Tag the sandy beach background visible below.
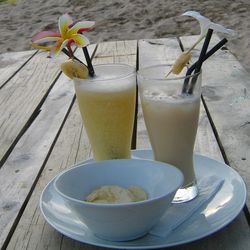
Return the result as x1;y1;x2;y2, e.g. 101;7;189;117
0;0;250;72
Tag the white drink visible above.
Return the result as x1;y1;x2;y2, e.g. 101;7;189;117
138;64;202;202
141;90;200;187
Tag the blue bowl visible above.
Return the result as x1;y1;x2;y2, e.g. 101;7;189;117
53;159;183;241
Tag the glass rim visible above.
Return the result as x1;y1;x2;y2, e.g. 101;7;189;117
137;64;202;81
73;63;136;82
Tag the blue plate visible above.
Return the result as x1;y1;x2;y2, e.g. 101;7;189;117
40;150;246;249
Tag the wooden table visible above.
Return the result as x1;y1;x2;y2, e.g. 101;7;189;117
0;35;250;250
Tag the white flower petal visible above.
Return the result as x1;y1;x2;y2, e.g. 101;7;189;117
182;11;236;37
182;11;210;23
209;22;236;36
182;11;211;45
169;11;236;76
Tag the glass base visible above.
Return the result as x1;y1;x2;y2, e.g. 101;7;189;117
172;181;198;203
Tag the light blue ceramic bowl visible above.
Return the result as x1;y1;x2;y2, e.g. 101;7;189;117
53;159;183;241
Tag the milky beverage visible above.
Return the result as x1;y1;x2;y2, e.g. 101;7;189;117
141;88;200;186
74;75;136;160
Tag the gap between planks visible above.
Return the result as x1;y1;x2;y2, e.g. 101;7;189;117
0;50;38;90
0;44;98;249
5;40;138;250
0;72;62;169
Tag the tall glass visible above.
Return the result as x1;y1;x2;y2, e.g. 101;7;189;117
74;64;136;160
137;65;202;203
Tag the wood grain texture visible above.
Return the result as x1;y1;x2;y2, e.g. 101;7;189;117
6;103;90;250
93;40;137;66
0;50;68;167
0;50;36;88
138;38;182;68
0;73;75;249
6;40;137;250
3;38;250;250
0;46;96;249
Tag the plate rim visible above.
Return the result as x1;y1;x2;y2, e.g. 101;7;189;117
40;150;247;249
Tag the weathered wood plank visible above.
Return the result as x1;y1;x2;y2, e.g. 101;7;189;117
94;40;137;58
5;103;88;250
93;40;137;65
0;45;97;249
0;74;75;249
6;40;137;249
180;34;250;208
6;37;250;250
138;38;182;68
137;37;250;250
0;50;69;167
0;50;36;88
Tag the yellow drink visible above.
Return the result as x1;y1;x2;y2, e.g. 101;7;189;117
74;64;136;160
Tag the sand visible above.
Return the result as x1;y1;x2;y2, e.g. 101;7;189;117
0;0;250;72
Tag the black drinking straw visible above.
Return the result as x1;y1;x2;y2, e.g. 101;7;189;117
62;48;85;65
187;29;214;94
188;38;228;75
82;47;95;77
182;37;228;94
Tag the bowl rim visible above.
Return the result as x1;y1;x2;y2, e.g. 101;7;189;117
53;159;184;207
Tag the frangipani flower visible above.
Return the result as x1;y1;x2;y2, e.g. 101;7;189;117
168;11;236;76
31;14;95;57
